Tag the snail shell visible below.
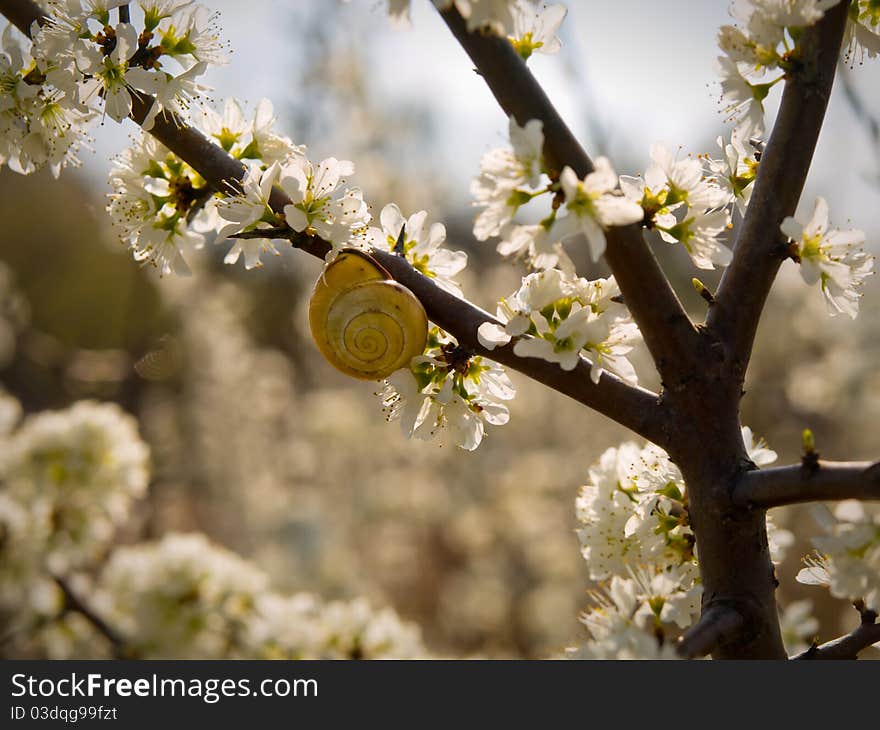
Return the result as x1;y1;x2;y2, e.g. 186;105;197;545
309;250;428;380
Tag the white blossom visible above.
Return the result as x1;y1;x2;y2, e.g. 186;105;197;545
366;203;467;296
157;4;230;66
622;143;734;268
95;532;270;658
551;159;643;261
707;129;760;216
107;133;209;275
742;425;777;466
660;207;733;270
141;61;210;130
471;117;546;240
216;162;283;269
715;1;840;140
251;591;424;659
380;328;515;451
2;401;149;572
781;196;873;318
317;597;425;659
798;501;880;613
457;0;518;35
478;268;641;383
279;156;370;256
576;442;694;581
508;2;567;60
567;571;696;660
77;23;164;122
779;599;819;654
496;222;568;271
0;25;91;177
716;55;771;142
29;0;227;130
842;1;880;63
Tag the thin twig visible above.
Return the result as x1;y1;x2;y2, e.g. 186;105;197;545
795;611;880;660
733;460;880;508
227;226;293;240
52;574;127;658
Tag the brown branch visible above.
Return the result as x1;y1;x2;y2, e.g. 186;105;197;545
733;460;880;508
795;612;880;660
706;1;851;382
438;7;699;387
372;248;670;445
677;603;747;659
0;0;670;446
0;0;41;33
53;574;128;659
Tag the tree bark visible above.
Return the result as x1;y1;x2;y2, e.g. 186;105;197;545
666;380;786;659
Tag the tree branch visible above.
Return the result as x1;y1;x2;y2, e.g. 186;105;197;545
0;0;671;446
795;610;880;660
0;0;40;33
677;603;747;659
438;7;699;387
53;574;127;659
733;460;880;508
706;1;851;381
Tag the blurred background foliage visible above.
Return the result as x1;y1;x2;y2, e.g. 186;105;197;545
1;0;879;658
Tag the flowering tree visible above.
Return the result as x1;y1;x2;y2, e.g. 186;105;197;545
0;0;879;660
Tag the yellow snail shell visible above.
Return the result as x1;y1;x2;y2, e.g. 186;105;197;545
309;250;428;380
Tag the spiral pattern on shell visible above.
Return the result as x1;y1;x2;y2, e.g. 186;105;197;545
309;251;428;380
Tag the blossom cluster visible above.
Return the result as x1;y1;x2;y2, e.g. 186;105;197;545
106;98;304;274
93;532;425;659
797;500;880;614
622;143;736;270
0;394;149;631
216;155;371;266
0;389;425;659
365;203;468;296
1;0;230;177
478;268;640;384
470;118;741;290
716;1;880;137
379;327;515;451
710;1;878;316
717;0;834;140
1;398;149;577
472;117;643;271
0;23;92;176
567;427;792;659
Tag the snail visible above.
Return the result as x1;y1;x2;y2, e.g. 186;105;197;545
309;249;428;380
